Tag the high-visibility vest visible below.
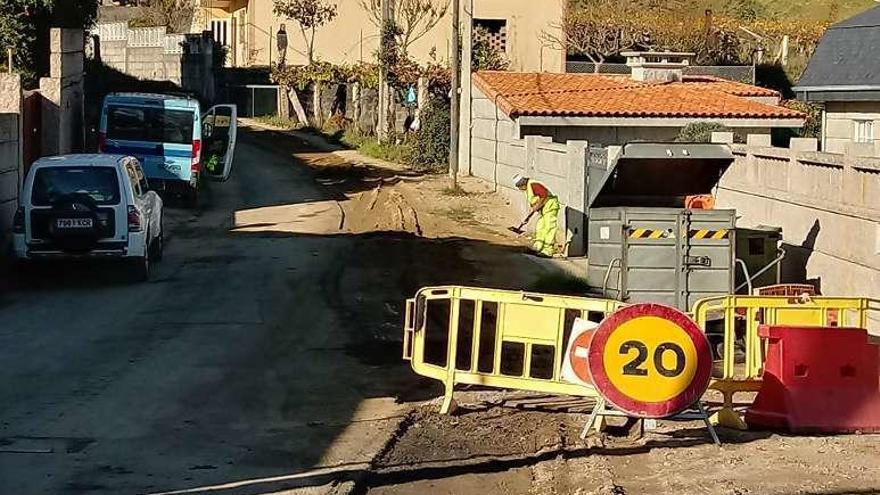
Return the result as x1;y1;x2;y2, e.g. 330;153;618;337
526;180;557;208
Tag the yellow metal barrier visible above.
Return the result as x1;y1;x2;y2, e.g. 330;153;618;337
691;295;880;429
404;286;626;413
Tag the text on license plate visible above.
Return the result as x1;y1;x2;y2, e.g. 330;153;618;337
56;218;93;229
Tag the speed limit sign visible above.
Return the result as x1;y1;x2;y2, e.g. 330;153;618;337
588;303;712;418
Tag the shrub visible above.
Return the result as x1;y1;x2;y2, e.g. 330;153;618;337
783;100;821;139
676;122;728;143
409;97;450;173
770;99;822;147
254;114;301;129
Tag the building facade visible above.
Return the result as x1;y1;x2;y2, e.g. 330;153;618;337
795;6;880;156
194;0;565;72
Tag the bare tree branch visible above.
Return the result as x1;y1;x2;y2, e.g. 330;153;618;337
359;0;449;53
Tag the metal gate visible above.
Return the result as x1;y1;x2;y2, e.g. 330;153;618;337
22;91;42;177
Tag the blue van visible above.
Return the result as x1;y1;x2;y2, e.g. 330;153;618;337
99;93;237;203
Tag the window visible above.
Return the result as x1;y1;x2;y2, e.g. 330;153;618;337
474;18;508;53
106;105;195;145
854;119;874;143
211;20;229;47
32;167;120;206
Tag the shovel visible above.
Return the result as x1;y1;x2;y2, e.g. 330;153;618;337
508;212;534;235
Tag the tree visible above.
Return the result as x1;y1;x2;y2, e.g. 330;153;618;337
0;0;99;85
273;0;339;65
676;122;727;143
130;0;196;33
360;0;449;54
542;0;651;70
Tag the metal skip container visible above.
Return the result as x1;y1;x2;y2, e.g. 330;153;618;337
586;143;737;311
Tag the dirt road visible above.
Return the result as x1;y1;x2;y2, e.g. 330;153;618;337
0;125;551;494
2;125;878;495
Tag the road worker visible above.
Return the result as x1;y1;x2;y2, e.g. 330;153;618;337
513;174;559;257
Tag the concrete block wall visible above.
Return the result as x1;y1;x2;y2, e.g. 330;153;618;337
93;23;212;99
0;74;23;250
469;86;589;255
717;139;880;330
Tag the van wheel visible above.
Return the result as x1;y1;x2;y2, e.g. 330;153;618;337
186;187;199;209
129;254;150;282
12;260;32;285
149;220;164;262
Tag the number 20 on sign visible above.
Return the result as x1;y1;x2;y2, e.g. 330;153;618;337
588;304;713;418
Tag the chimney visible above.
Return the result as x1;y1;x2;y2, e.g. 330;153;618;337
622;51;694;83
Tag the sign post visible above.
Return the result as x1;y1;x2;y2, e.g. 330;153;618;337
582;303;718;444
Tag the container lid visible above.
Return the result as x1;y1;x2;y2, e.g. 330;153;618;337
588;143;735;209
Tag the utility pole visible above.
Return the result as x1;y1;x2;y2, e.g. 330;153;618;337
449;0;461;184
378;0;392;141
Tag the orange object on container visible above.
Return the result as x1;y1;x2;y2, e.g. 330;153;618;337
755;284;817;297
685;194;715;210
746;325;880;433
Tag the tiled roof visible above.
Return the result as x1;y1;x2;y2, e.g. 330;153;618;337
678;75;780;97
797;6;880;89
474;71;803;120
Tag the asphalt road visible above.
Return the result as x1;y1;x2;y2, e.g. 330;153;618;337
0;128;413;495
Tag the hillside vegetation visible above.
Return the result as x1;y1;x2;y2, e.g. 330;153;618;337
571;0;876;22
716;0;875;22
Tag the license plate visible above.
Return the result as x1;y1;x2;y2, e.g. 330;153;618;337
56;218;93;229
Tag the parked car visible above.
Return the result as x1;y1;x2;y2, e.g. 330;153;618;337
12;154;164;281
98;93;237;205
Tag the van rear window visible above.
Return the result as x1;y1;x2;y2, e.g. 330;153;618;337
106;105;195;145
32;167;120;206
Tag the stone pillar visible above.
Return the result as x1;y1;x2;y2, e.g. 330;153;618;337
40;28;85;155
0;73;23;247
352;82;361;130
525;135;551;178
312;82;324;128
711;132;734;144
790;138;818;152
746;134;772;147
278;86;290;119
415;77;428;120
564;140;589;257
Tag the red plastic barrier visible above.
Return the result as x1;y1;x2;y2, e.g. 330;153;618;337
746;325;880;433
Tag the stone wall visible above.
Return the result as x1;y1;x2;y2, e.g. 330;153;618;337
0;74;23;251
715;137;880;328
276;82;414;135
40;29;85;156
